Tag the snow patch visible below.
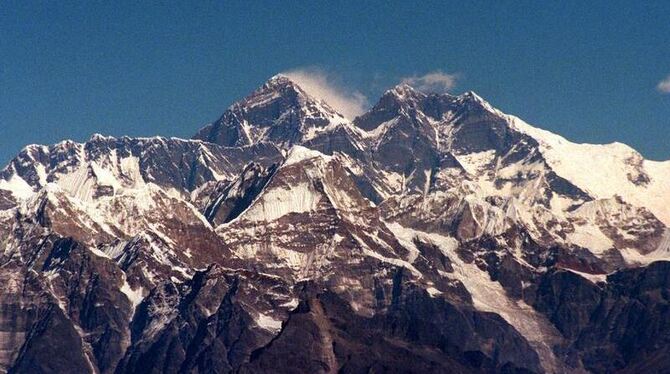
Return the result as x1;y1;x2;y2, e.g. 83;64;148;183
0;175;34;199
88;247;111;259
243;181;320;222
386;222;565;373
284;145;332;166
563;269;608;284
426;287;442;297
279;298;299;310
454;150;496;175
255;312;283;333
120;277;144;318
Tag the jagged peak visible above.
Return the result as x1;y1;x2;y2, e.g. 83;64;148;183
88;133;115;142
196;74;352;147
356;83;427;120
256;73;329;104
384;85;490;108
53;138;80;149
384;83;426;101
268;73;289;81
457;91;493;107
9;135;204;160
264;74;344;113
454;90;503;116
262;73;301;91
237;74;344;118
460;90;485;102
225;75;309;114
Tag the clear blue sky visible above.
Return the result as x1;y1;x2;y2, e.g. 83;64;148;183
2;1;669;163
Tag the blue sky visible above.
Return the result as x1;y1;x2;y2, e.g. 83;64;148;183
1;1;669;163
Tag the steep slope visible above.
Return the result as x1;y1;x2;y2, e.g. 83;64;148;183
534;262;670;372
193;75;366;155
0;74;669;373
0;135;282;206
218;146;422;284
510;116;670;225
185;145;548;372
355;84;667;273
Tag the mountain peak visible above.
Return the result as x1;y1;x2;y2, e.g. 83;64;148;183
249;74;342;112
459;90;485;103
455;90;500;115
4;69;670;374
268;73;289;81
249;74;308;103
89;133;115;142
193;74;348;148
386;83;425;101
263;74;301;91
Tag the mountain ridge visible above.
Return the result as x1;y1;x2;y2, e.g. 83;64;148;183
1;75;669;373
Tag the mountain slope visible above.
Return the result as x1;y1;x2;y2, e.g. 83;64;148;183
193;75;364;153
0;74;669;373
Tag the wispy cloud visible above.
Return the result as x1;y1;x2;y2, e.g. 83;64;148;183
400;70;458;93
657;75;670;94
281;67;369;119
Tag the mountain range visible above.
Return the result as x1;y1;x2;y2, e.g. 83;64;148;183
1;74;669;373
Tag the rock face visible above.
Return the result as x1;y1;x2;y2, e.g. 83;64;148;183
534;262;670;372
1;75;670;373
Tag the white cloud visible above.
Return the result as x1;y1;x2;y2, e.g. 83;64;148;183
657;75;670;94
281;68;369;119
400;70;458;93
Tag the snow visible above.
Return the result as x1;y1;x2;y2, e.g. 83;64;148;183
35;163;47;185
621;229;670;265
239;120;254;144
426;287;442;297
301;118;358;142
383;222;421;262
386;222;565;373
104;241;128;259
564;269;608;284
653;228;670;258
255;312;283;333
0;174;34;199
47;143;143;203
243;181;320;222
332;233;345;243
88;247;111;259
321;178;367;219
1;81;669;373
352;232;422;278
508;115;670;225
566;222;614;254
284;145;332;166
453;150;496;175
279;298;299;310
0;135;227;211
118;156;145;187
91;163;122;189
233;148;351;223
247;91;281;109
360;118;398;139
56;162;97;202
120;277;144;319
422;169;431;196
619;247;655;266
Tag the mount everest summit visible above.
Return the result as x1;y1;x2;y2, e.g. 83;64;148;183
1;74;669;373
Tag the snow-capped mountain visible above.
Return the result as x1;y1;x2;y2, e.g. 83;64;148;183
1;75;669;373
193;75;363;151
